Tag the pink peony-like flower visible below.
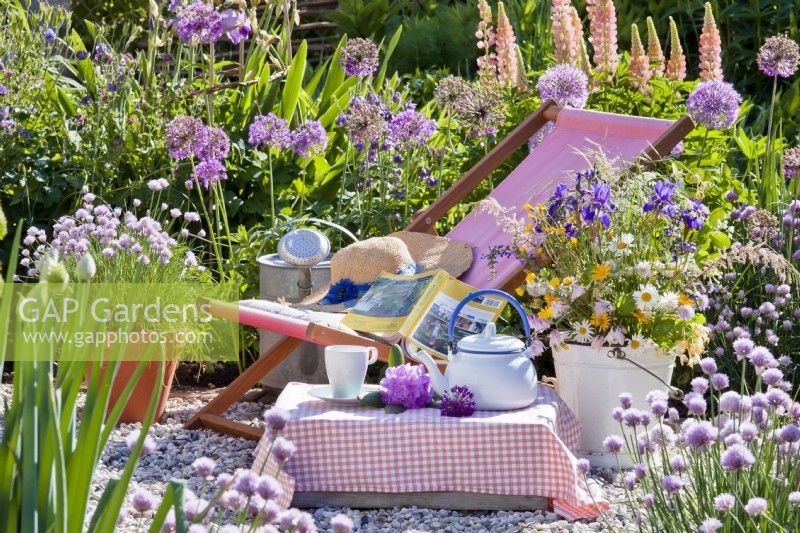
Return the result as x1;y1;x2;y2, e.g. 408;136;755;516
645;17;665;77
495;2;519;89
665;16;686;81
628;23;651;94
380;363;433;409
698;2;723;81
586;0;618;77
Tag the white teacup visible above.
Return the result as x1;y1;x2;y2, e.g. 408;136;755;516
325;345;378;398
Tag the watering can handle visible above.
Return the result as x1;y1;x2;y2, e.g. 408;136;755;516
447;289;532;354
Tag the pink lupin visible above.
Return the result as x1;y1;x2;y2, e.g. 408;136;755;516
698;2;723;81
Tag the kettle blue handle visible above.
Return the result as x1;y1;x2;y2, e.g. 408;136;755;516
447;289;532;354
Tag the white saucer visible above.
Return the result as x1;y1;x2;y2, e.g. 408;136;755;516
308;385;379;405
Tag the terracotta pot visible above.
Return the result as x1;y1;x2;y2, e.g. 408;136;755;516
86;360;178;423
85;333;184;424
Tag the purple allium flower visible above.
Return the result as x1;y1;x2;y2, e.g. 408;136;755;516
603;435;624;453
272;437;297;463
125;429;157;456
720;443;755;471
744;497;767;517
291;120;328;158
684;421;717;450
248;113;292;150
439;385;477;417
380;363;433;409
686;397;707;416
686;80;742;130
535;64;589;108
576;458;590;474
691;377;709;394
263;407;290;432
260;499;281;523
710;373;729;390
296;512;316;533
220;489;245;511
174;1;223;45
193;159;227;189
183;497;210;521
44;28;56;43
234;469;259;496
762;368;784;386
669;455;686;472
215;472;234;488
642;494;654;508
131;488;157;513
165;115;206;160
618;393;633;409
650;399;668;417
339;38;379;78
699;357;718;376
660;475;684;494
732;338;755;359
699;518;723;533
338;96;388;144
387;109;437;151
433;75;471;113
331;513;354;533
278;509;302;530
757;35;800;78
714;493;736;511
192;457;216;478
195;126;229;160
779;424;800;443
624;472;636;490
623;409;644;427
784;146;800;180
256;475;282;500
719;391;741;413
766;388;790;408
220;9;251;44
612;407;624;422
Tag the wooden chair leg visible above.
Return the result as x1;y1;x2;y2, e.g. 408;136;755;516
184;335;303;432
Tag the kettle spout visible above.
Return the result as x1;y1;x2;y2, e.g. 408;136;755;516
410;348;449;397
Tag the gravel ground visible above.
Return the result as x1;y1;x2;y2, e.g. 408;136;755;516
0;384;636;532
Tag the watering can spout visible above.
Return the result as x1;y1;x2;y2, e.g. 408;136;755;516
411;348;450;397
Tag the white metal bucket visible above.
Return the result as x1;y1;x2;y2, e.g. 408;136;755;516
553;343;676;468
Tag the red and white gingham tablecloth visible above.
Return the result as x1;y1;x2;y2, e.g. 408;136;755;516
252;382;607;520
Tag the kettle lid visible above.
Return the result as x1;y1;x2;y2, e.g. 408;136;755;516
456;322;526;355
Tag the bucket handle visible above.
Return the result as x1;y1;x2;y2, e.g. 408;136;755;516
447;289;531;354
607;347;684;400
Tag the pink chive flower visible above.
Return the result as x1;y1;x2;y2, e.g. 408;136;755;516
586;0;619;77
628;23;652;94
645;17;665;77
698;2;723;81
495;2;519;89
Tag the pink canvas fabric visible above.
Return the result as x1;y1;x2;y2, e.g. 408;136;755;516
451;108;675;289
252;382;608;521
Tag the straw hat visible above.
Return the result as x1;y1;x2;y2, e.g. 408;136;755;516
307;231;473;308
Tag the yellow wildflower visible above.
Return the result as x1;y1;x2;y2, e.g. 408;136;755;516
525;272;537;283
633;309;653;323
592;263;611;281
544;294;559;304
570;237;578;246
519;245;527;254
678;293;693;306
562;277;574;286
515;286;525;296
590;313;611;331
538;306;553;319
549;277;561;288
523;202;533;211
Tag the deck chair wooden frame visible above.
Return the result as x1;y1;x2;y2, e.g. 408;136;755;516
185;100;694;440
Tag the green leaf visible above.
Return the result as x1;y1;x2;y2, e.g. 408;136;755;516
358;391;384;408
320;36;348;109
388;344;404;367
281;41;308;123
709;231;731;250
374;26;402;90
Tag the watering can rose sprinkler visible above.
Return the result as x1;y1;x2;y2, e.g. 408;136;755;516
413;290;538;411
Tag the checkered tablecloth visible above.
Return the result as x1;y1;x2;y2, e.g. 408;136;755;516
252;382;607;520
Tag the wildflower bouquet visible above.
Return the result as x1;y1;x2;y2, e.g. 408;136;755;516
485;163;711;364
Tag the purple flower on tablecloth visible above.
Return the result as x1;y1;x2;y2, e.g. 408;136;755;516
757;35;800;78
536;65;589;108
686;80;742;130
439;385;477;417
339;38;379;78
380;363;433;409
263;407;290;432
272;437;297;463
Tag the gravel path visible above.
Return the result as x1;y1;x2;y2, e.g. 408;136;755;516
1;384;636;532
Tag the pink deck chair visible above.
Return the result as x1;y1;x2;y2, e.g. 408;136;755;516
185;101;694;439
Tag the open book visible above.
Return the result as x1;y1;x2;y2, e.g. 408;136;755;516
341;270;506;359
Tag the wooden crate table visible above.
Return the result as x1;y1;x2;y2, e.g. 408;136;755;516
253;382;608;520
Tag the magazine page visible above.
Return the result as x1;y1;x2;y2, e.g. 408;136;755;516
340;271;447;333
403;278;506;359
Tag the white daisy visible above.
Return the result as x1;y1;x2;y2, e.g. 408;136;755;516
634;284;659;310
629;334;648;351
610;233;634;255
656;291;680;312
634;261;652;279
572;320;594;344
